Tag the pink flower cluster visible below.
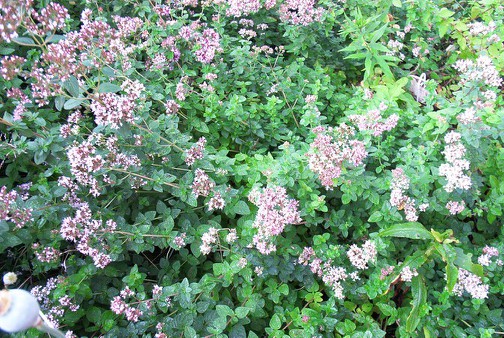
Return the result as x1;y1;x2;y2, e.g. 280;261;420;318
298;247;346;299
32;243;60;263
113;15;143;38
25;2;69;37
165;100;180;115
346;240;377;270
185;137;207;166
307;124;367;189
0;0;33;42
110;287;143;322
400;266;418;282
457;106;480;125
200;228;237;255
249;186;301;254
66;135;141;196
191;168;226;212
446;200;465;215
278;0;325;26
478;246;500;267
226;0;261;17
348;103;399;137
207;192;226;211
60;202;116;268
194;28;221;64
389;168;419;221
298;242;375;299
90;93;136;129
0;185;33;228
453;55;503;87
0;55;25;81
31;277;78;328
452;269;489;299
191;169;215;197
439;131;471;193
200;227;219;255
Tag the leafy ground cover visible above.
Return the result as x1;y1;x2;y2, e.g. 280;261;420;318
1;0;503;337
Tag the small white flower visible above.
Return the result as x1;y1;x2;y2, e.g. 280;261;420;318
3;272;17;286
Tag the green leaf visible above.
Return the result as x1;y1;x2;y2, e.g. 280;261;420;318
368;211;383;223
370;23;388;43
63;76;80;97
216;304;234;318
376;56;394;80
229;324;247;338
98;82;122;93
341;193;351;205
438;8;455;19
446;262;458;292
86;307;101;324
233;200;250;215
270;314;282;330
379;222;434;240
64;98;83;110
453;248;484;277
12;37;35;45
392;0;402;7
0;47;15;55
235;307;250;319
406;276;427;333
184;326;197;338
55;96;65;111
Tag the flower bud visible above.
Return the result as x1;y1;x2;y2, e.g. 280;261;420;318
0;289;41;333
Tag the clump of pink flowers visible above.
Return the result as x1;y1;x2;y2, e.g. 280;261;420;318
185;137;207;166
446;200;465;215
389;168;419;222
348;103;399;137
59;202;116;268
478;246;500;267
347;240;377;270
110;287;143;322
452;269;489;299
439;131;471;193
248;186;301;254
298;241;376;299
0;186;33;229
278;0;325;26
307;124;367;190
453;55;502;88
400;266;418;282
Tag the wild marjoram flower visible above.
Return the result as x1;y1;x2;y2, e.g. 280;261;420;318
348;102;399;137
438;131;471;193
298;241;377;299
248;186;302;255
307;124;367;190
389;168;419;222
0;289;66;337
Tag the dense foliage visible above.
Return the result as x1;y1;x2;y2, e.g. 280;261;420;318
1;0;503;337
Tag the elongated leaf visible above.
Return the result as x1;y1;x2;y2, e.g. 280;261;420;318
12;37;35;45
63;76;80;97
446;262;458;292
406;276;426;333
55;96;65;111
370;23;388;43
376;56;395;79
98;82;122;93
379;222;434;240
64;98;82;110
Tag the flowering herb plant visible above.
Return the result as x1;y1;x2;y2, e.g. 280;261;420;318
1;0;503;337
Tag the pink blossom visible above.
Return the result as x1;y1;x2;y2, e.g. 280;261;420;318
249;186;301;254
